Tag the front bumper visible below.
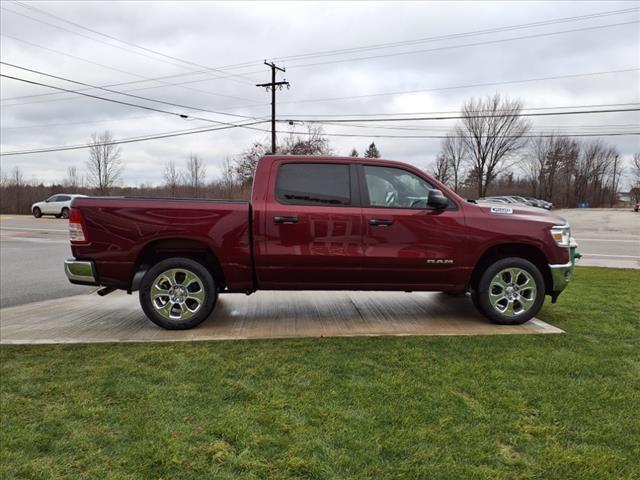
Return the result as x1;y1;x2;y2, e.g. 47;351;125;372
548;238;580;298
64;259;99;285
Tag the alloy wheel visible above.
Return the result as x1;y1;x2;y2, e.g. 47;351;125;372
151;268;206;321
488;267;537;317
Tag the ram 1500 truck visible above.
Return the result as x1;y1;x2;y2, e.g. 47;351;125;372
65;155;578;330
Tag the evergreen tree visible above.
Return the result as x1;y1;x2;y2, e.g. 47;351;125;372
364;142;380;158
349;148;359;157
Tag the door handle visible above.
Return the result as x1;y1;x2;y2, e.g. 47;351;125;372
368;218;394;226
273;215;299;224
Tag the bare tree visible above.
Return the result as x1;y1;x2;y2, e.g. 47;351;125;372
233;141;269;185
163;160;182;197
630;153;640;202
64;166;82;190
86;131;123;194
0;169;8;189
633;153;640;182
524;135;579;202
280;125;331;156
433;153;451;184
456;94;531;197
185;154;207;197
440;134;467;193
11;166;24;213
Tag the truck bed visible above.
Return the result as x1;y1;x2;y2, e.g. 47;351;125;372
71;197;253;291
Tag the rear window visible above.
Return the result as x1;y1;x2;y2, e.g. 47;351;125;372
275;163;351;206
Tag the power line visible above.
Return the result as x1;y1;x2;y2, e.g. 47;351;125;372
0;34;261;104
0;73;270;134
4;7;637;105
272;68;640;106
5;3;259;85
278;129;639;140
3;103;634;132
0;62;260;121
2;121;636;157
284;21;639;69
280;102;640;118
271;8;639;63
302;120;640;134
110;7;636;77
282;107;640;124
0;121;271;156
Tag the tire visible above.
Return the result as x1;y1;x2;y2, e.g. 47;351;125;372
139;257;217;330
61;207;69;219
33;207;42;218
474;257;545;325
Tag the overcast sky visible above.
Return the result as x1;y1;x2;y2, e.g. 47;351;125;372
1;0;638;187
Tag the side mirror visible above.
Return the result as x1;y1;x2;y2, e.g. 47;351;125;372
427;189;449;209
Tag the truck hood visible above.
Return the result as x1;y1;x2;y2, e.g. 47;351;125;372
475;202;568;226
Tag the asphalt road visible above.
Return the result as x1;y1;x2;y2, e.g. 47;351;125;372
555;208;640;269
0;215;94;308
0;209;638;309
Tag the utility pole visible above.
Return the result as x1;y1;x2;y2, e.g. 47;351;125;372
256;61;290;154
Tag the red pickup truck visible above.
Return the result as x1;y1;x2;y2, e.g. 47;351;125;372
65;155;578;330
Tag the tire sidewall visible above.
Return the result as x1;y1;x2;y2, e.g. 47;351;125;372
477;257;545;325
33;207;42;218
61;208;69;219
139;257;217;330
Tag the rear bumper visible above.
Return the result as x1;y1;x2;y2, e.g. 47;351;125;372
64;259;99;286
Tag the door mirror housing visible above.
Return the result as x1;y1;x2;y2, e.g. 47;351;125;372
427;189;448;209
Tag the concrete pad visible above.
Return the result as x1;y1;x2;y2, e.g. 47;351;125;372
0;291;563;344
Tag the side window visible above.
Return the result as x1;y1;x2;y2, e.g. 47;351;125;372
276;163;351;206
364;165;434;209
57;196;71;202
47;195;59;202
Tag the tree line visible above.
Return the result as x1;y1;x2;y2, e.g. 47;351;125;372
2;94;638;214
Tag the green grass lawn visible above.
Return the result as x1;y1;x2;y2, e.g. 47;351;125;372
1;267;639;480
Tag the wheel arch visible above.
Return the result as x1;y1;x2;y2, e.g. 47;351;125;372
469;243;552;294
131;237;226;291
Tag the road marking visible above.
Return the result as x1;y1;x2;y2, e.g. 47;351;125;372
581;253;640;259
578;238;639;243
0;226;67;233
0;236;68;244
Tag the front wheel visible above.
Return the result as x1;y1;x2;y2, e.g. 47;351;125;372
139;257;217;330
33;207;42;218
474;257;545;325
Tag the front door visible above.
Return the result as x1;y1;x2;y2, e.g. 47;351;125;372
257;161;364;289
42;195;60;214
359;164;467;290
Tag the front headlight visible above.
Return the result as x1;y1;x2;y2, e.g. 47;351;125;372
550;225;571;247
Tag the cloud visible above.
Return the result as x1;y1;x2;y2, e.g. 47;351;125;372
1;0;639;186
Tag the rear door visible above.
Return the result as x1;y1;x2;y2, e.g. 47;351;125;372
256;160;364;288
359;164;468;290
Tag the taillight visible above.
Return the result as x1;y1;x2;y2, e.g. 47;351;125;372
69;208;88;243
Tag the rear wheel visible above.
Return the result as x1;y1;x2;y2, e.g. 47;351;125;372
61;207;69;219
475;257;545;325
33;207;42;218
139;257;217;330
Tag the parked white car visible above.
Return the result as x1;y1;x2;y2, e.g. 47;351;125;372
31;194;86;219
